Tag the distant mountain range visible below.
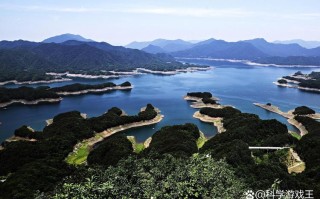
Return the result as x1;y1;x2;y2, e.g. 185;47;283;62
127;38;320;65
1;34;320;83
42;33;95;43
274;39;320;49
127;39;194;52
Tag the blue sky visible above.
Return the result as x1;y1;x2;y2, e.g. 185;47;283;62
0;0;319;45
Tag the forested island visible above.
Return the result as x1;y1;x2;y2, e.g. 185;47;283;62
0;81;132;107
276;71;320;92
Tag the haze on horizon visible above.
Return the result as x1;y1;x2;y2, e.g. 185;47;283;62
0;0;319;45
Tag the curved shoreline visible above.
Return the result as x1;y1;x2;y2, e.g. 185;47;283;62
48;66;213;80
0;66;213;86
66;107;164;165
56;86;133;95
0;78;72;86
176;57;320;68
0;86;132;108
183;95;228;109
274;82;320;93
253;103;320;136
193;111;226;133
0;98;62;108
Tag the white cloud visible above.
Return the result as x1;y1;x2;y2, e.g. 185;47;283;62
124;7;252;18
0;4;251;17
1;4;320;20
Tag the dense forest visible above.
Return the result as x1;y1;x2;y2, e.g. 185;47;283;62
0;81;131;105
1;99;319;198
293;106;316;115
0;40;197;82
199;106;320;196
186;92;212;98
0;86;60;103
0;104;158;198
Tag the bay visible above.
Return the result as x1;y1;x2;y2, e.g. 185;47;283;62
0;60;319;143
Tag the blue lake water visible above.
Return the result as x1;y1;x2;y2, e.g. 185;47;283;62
0;60;319;143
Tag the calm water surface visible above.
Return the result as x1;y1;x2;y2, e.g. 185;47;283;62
0;60;319;142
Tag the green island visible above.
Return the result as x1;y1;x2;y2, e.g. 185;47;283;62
276;71;320;92
184;92;224;109
0;81;132;108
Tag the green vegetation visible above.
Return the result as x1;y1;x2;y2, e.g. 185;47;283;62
279;71;320;90
196;131;208;149
146;123;200;158
2;101;320;198
87;135;133;167
199;106;301;191
201;97;217;104
127;136;145;153
277;79;287;84
294;116;320;196
0;41;194;82
14;125;36;139
0;81;131;106
41;155;247;199
88;103;157;132
293;106;315;115
66;142;90;165
0;86;59;103
187;91;212;98
200;107;241;118
120;81;131;87
289;131;302;140
0;104;158;198
50;82;116;92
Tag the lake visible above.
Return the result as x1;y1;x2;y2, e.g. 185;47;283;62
0;59;319;143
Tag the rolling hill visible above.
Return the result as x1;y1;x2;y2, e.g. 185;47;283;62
0;38;187;82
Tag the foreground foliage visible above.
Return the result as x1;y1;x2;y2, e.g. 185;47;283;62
38;155;248;199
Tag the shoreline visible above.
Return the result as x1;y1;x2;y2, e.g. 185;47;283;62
0;78;72;86
0;98;62;108
48;66;213;79
56;85;133;95
0;66;213;86
46;113;87;126
183;95;228;109
193;111;225;133
253;103;320;136
274;82;320;93
0;136;37;151
0;86;132;108
66;107;164;165
176;57;320;68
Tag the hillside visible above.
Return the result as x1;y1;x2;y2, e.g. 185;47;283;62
126;39;193;52
172;40;268;59
274;39;320;49
0;40;186;82
142;44;167;54
42;33;94;43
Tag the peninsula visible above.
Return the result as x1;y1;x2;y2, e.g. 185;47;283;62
254;103;320;136
275;71;320;93
0;81;132;108
184;92;232;133
66;104;163;165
